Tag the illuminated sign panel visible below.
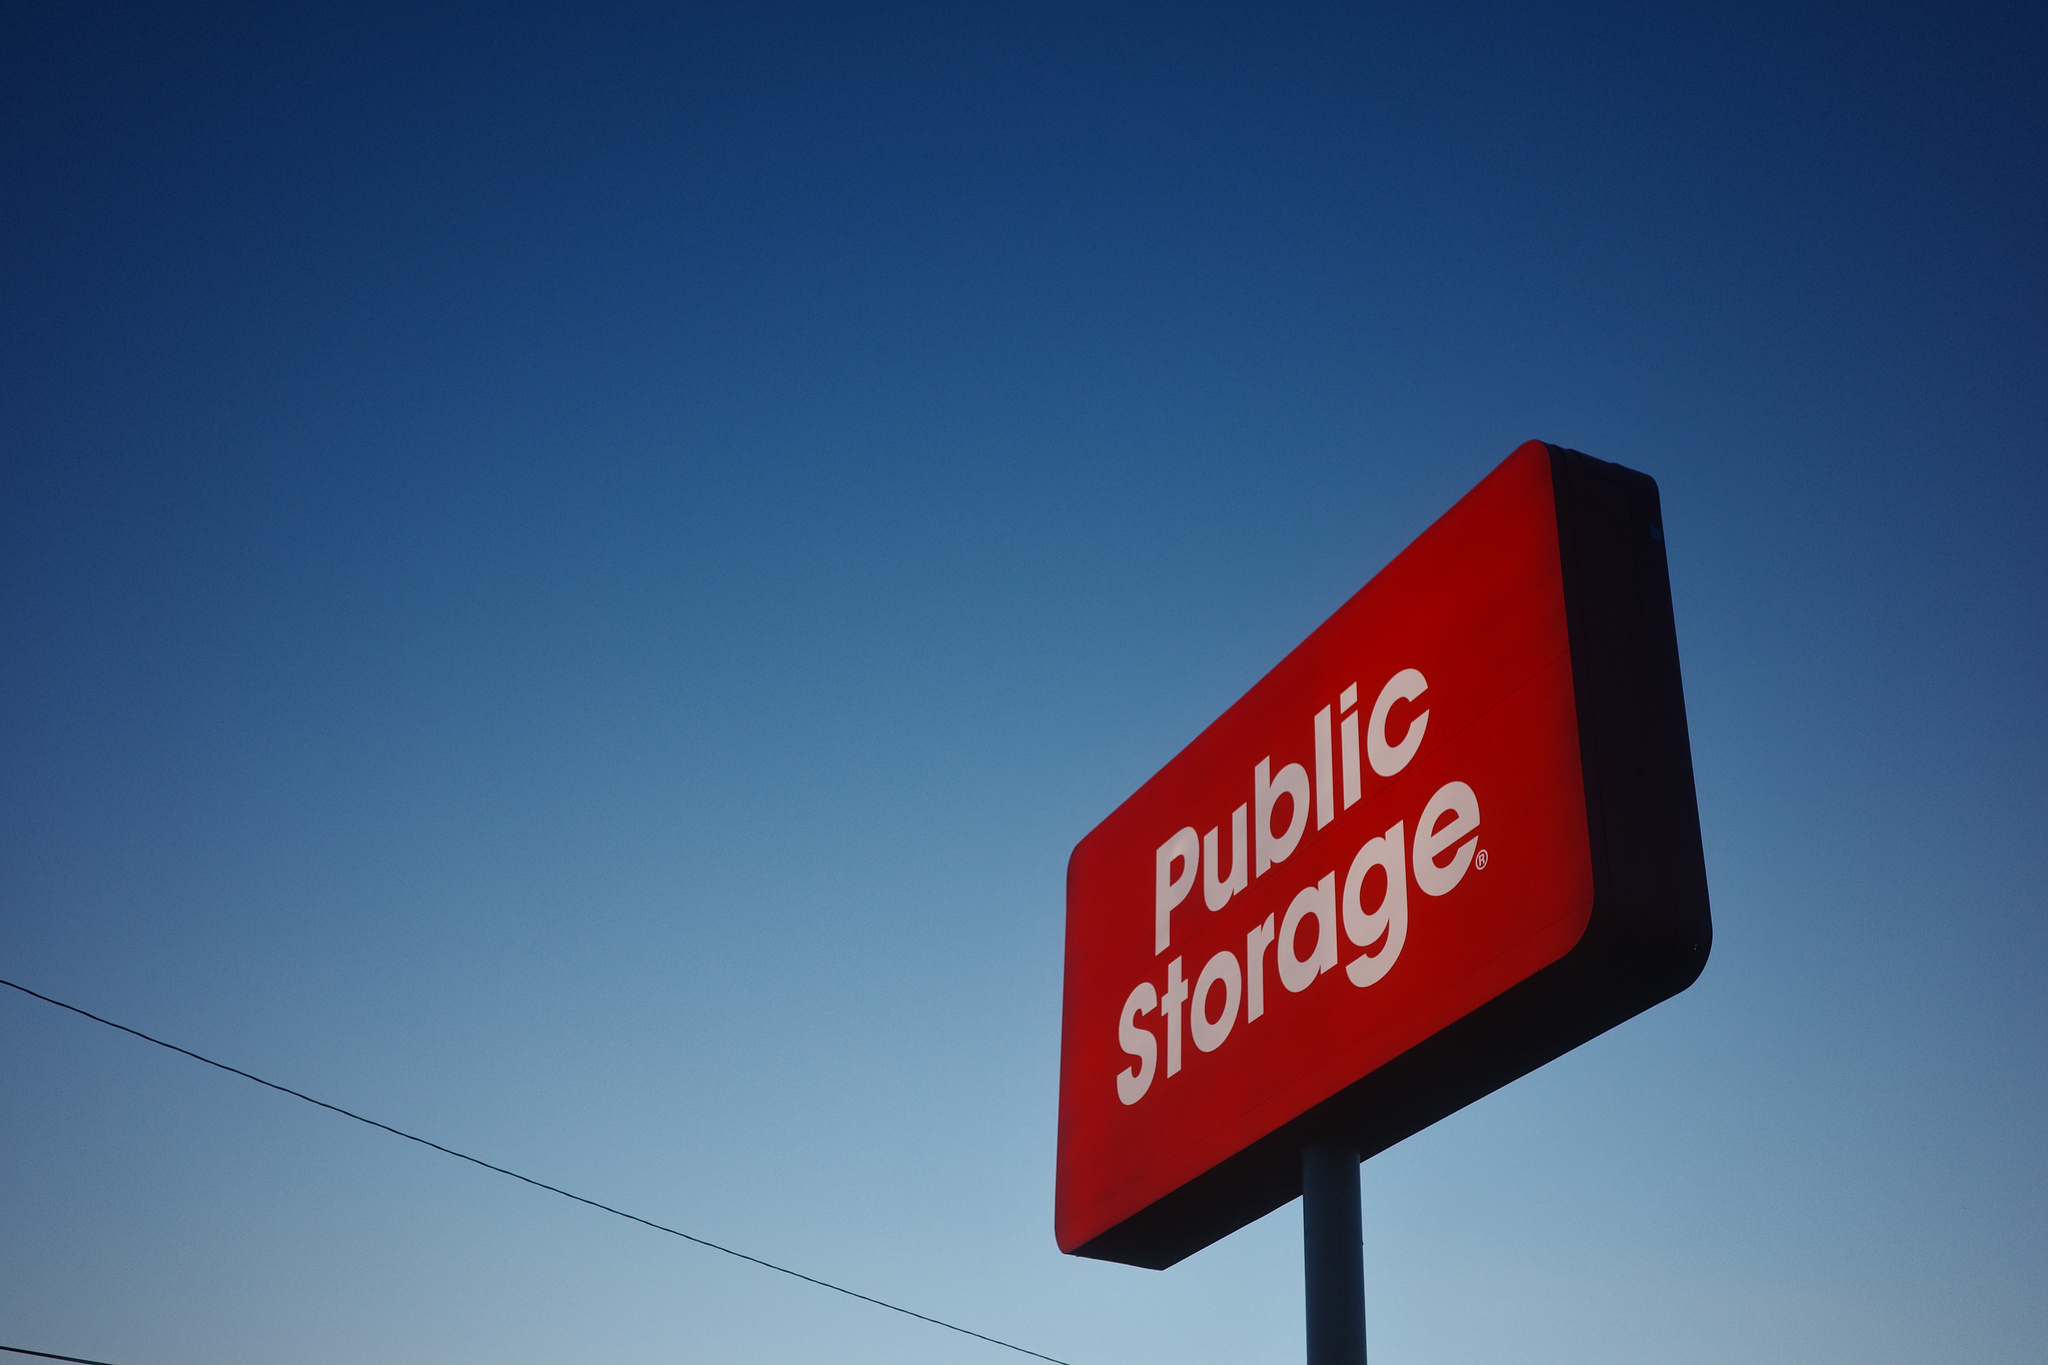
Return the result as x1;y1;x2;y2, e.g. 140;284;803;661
1055;442;1711;1269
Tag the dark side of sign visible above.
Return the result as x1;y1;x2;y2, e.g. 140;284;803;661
1054;442;1711;1270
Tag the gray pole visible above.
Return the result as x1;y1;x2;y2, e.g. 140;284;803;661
1302;1142;1366;1365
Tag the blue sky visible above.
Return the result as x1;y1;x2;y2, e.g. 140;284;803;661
2;4;2042;1363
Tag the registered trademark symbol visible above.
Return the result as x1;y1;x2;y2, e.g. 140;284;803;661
1474;848;1489;870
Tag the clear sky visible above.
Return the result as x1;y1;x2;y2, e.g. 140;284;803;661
2;4;2042;1363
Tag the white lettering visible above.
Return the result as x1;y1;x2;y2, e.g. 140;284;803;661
1368;668;1430;777
1116;983;1158;1105
1163;956;1189;1076
1314;706;1335;830
1115;676;1487;1100
1413;780;1480;896
1343;821;1408;988
1245;914;1275;1020
1189;950;1242;1053
1278;872;1338;992
1339;684;1361;809
1156;827;1199;952
1255;757;1310;876
1202;805;1249;911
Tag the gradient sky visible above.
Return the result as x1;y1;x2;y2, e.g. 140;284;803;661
3;4;2043;1364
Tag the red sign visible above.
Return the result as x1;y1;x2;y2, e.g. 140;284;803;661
1055;442;1711;1268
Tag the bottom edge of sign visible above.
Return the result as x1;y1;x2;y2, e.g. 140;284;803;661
1063;919;1708;1270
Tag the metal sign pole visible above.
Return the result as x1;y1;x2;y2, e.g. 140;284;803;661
1302;1142;1366;1365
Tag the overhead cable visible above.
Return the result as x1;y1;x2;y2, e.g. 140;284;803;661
0;977;1074;1365
3;1346;124;1365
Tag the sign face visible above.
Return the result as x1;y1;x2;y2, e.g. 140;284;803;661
1055;442;1711;1269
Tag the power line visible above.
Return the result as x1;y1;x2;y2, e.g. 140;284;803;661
3;1346;123;1365
1;977;1075;1365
